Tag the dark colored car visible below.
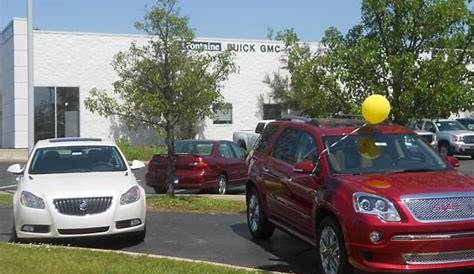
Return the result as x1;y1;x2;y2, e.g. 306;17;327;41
146;140;247;194
457;118;474;131
246;117;472;274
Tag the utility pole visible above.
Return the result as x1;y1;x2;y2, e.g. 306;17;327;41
27;0;34;152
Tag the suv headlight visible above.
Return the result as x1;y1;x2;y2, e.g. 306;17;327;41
353;192;401;222
120;186;141;205
452;135;463;142
20;191;45;209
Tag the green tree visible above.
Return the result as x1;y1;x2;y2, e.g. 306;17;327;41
264;29;356;118
269;0;473;123
85;0;236;196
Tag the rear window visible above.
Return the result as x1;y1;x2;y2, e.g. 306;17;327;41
175;141;213;156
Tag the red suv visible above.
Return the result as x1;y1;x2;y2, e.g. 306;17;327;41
246;118;474;274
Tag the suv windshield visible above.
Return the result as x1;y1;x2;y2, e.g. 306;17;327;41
324;134;448;175
29;145;127;174
436;121;466;131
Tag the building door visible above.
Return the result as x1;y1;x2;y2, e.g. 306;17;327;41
34;87;79;142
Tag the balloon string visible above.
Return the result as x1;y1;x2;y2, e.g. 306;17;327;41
312;123;367;173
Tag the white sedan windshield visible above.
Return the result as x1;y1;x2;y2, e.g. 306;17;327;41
29;146;127;174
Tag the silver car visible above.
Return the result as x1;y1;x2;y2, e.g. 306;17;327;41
420;119;474;158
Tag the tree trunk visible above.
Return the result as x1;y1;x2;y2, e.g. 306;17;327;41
165;122;176;197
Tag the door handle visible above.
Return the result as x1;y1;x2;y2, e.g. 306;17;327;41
280;177;293;184
262;167;270;172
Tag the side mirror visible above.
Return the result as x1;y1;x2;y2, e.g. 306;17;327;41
130;160;146;170
445;156;460;168
7;164;24;175
293;160;315;174
255;122;266;134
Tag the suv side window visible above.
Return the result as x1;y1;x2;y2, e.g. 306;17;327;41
255;124;279;153
219;143;236;159
295;130;318;163
271;128;301;165
423;122;436;133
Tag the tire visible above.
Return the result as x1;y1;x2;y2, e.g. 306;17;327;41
153;186;166;194
246;186;274;239
10;225;19;243
439;143;453;157
216;174;227;195
127;227;146;244
316;217;353;274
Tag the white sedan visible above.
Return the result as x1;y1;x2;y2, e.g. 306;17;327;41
7;137;146;242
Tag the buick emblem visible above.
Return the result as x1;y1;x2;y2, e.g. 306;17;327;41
79;200;88;212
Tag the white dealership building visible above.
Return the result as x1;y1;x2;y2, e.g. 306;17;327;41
0;18;319;148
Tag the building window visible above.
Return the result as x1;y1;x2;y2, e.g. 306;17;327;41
213;103;232;124
34;87;80;142
263;104;282;120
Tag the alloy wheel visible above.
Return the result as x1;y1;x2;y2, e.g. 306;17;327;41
248;194;260;232
319;226;341;274
218;175;227;195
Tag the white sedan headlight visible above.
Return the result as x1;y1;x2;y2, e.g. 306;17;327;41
120;186;141;205
353;192;401;222
20;191;45;209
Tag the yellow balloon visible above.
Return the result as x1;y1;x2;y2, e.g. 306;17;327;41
357;137;381;160
362;94;391;124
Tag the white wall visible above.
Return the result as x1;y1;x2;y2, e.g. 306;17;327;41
33;28;319;144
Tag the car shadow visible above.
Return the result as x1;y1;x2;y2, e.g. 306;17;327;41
8;231;144;250
230;222;316;274
230;222;473;274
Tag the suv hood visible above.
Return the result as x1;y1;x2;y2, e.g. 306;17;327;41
22;172;136;199
337;170;474;200
441;130;474;136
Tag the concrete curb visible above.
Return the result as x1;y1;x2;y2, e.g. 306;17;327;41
146;193;245;202
7;243;283;273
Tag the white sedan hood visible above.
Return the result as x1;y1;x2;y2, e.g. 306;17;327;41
21;172;137;199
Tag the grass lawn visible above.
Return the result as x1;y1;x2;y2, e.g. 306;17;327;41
147;195;246;214
0;193;12;207
0;243;260;274
0;193;246;215
117;139;166;161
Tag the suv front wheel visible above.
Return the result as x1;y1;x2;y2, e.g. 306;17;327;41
316;217;353;274
246;186;274;239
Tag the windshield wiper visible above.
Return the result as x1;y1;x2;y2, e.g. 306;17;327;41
386;168;437;174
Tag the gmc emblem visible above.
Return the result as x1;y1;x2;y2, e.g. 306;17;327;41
432;202;461;213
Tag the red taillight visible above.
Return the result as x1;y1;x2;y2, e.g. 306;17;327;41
189;156;208;169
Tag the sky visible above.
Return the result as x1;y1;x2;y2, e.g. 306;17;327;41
0;0;362;41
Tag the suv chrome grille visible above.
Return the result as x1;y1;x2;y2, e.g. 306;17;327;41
403;249;474;265
53;197;112;216
402;193;474;223
464;135;474;144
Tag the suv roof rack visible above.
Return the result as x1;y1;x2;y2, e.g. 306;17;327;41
48;137;102;143
277;116;364;128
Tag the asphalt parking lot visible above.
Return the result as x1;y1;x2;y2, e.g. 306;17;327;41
0;207;471;274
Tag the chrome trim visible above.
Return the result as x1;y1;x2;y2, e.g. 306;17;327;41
392;231;474;241
401;192;474;201
403;249;474;265
401;192;474;223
